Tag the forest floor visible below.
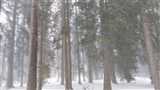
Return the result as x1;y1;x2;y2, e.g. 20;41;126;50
1;77;154;90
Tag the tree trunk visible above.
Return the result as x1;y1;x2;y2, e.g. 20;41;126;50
26;0;38;89
0;0;1;14
60;0;65;85
82;47;86;81
6;1;17;88
100;0;112;90
60;48;64;85
20;33;25;87
66;0;72;89
57;50;60;82
88;57;93;83
61;0;70;90
141;5;160;90
75;4;81;84
37;19;45;90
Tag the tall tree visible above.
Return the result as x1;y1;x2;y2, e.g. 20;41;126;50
140;1;160;89
6;0;17;88
62;0;69;89
26;0;38;89
100;0;111;89
20;30;25;87
0;0;1;14
75;2;81;84
66;0;72;88
81;46;86;81
37;2;45;90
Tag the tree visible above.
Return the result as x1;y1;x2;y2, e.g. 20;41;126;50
75;2;81;84
26;0;38;89
0;0;1;14
66;0;72;88
140;1;160;89
37;2;45;90
20;28;25;87
100;0;111;89
6;0;17;88
61;0;71;89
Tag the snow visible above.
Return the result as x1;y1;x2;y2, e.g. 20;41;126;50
1;77;154;90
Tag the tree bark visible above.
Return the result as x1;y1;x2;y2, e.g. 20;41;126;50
60;49;64;85
0;0;1;14
75;3;81;84
6;0;17;88
20;32;25;87
88;57;93;83
141;5;160;90
66;0;72;89
37;19;45;90
26;0;38;89
82;47;86;81
100;0;112;89
60;0;65;85
61;1;70;90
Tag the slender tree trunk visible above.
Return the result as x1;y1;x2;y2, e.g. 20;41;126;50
88;57;93;83
60;48;64;85
82;47;86;81
66;0;72;89
37;20;45;90
20;33;25;87
6;1;17;88
26;0;38;89
60;0;65;85
61;1;70;90
141;5;160;90
57;50;60;82
75;4;81;84
0;0;1;14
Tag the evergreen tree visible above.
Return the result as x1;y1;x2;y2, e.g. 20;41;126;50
6;0;17;88
27;0;38;89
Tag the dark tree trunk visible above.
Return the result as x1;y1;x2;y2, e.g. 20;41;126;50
66;0;72;88
6;1;17;88
63;0;70;89
141;5;160;90
26;0;38;89
100;0;112;90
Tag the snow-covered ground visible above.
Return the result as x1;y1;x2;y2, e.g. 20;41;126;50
1;77;154;90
